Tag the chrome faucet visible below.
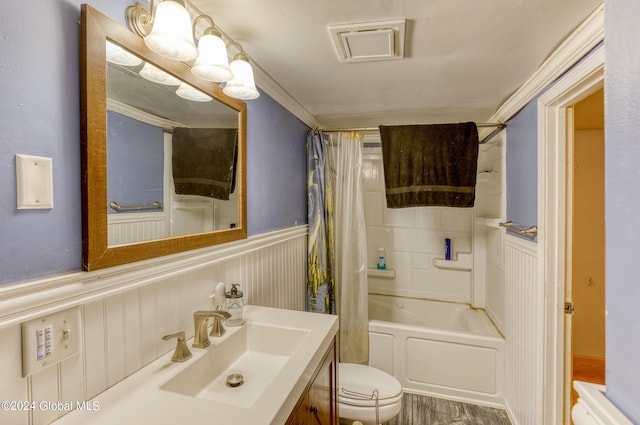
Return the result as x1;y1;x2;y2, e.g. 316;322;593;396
193;310;231;348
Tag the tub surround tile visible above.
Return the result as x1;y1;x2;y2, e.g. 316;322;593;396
362;155;384;191
441;208;472;232
415;208;441;229
384;207;416;228
411;253;431;270
412;268;471;303
365;191;385;226
363;140;476;304
392;228;431;253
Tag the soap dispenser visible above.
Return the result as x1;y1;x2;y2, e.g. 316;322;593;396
225;283;244;326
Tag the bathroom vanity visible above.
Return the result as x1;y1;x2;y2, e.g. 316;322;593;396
286;337;337;424
51;306;338;425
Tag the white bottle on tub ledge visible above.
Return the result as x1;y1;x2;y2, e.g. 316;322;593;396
376;247;387;270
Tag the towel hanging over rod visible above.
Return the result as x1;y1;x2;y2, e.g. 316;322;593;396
320;123;506;144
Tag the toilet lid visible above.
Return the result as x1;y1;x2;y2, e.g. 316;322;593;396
339;363;402;407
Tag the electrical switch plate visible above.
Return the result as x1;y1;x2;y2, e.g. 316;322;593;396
21;306;81;377
16;154;54;209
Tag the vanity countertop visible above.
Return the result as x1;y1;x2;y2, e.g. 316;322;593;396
53;305;338;425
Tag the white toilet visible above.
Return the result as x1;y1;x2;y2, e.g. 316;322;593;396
338;363;403;425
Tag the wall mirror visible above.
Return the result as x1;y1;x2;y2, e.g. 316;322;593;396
81;5;247;271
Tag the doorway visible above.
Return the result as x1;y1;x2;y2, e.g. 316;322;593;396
537;46;604;425
567;88;606;419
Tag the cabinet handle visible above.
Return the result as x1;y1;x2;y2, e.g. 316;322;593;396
309;406;321;424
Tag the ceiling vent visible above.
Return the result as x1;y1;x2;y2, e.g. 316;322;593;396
328;19;406;63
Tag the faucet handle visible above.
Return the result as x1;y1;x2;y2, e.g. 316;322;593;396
210;315;226;337
162;331;192;362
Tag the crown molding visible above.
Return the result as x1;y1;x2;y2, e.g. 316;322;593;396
480;2;604;140
252;64;322;129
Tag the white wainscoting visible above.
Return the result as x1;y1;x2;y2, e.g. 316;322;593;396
0;226;307;425
503;235;542;425
107;211;167;246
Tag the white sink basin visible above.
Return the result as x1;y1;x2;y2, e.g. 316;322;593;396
51;305;338;425
160;322;309;407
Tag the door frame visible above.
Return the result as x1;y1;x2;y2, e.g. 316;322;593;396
537;46;604;424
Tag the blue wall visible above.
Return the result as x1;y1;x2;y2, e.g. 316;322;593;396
0;0;308;285
604;0;640;420
247;92;309;236
505;101;538;235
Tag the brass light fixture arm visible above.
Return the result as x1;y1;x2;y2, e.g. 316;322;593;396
126;0;189;38
126;1;155;38
192;14;222;40
226;41;249;61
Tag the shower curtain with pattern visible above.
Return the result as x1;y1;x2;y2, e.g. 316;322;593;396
307;130;369;364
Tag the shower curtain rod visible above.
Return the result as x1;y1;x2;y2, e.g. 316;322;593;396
319;122;506;144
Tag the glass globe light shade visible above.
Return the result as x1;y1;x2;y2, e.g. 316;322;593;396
223;53;259;100
191;32;233;82
144;1;198;61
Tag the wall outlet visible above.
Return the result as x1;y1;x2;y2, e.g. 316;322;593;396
21;306;81;377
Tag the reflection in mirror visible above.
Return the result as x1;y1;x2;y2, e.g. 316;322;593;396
105;50;239;246
81;5;246;271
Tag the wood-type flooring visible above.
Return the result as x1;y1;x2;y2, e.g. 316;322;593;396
381;393;512;425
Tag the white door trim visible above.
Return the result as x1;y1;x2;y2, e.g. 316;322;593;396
537;46;604;424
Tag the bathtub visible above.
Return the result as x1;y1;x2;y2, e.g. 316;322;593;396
367;293;505;407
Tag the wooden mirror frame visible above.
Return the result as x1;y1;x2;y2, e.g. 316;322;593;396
80;4;247;271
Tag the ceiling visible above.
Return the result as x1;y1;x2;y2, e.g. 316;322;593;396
188;0;602;129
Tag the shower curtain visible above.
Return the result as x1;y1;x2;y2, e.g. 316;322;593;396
307;130;369;364
307;131;335;314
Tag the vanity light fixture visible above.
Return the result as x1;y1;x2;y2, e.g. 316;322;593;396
223;44;260;100
126;1;259;101
176;82;213;102
126;0;198;62
191;15;233;82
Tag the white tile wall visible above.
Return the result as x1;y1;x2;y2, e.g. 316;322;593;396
0;228;306;425
363;141;474;304
474;135;506;326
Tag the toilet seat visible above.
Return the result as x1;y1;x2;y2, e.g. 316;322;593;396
339;363;403;408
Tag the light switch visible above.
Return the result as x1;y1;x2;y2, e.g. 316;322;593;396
21;307;81;377
16;154;54;209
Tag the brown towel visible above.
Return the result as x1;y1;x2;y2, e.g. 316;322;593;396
172;128;238;200
379;123;479;208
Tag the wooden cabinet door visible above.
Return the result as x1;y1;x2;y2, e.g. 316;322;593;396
288;395;311;425
286;338;338;425
308;344;337;425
